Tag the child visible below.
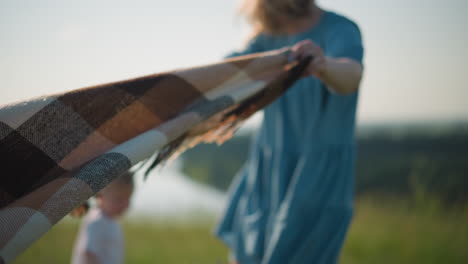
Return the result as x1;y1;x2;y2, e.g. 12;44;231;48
71;171;134;264
215;0;364;263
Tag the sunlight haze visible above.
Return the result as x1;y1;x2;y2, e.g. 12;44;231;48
1;0;466;124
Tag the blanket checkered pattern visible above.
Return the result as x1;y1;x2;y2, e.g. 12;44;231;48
0;49;310;263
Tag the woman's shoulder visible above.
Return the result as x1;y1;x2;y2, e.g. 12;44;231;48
323;11;361;31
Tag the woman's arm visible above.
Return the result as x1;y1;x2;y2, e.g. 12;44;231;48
318;56;363;95
291;39;363;95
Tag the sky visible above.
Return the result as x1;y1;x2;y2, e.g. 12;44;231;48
0;0;467;124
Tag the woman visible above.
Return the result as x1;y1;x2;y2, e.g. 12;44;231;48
215;0;364;263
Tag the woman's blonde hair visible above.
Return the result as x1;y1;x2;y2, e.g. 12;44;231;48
240;0;315;35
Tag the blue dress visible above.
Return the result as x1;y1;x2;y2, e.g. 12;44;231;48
215;11;364;264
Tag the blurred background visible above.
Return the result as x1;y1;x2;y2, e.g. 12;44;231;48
1;0;467;263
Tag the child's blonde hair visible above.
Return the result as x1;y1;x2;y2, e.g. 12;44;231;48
70;171;134;218
240;0;315;35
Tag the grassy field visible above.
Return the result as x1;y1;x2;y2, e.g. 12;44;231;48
340;197;468;264
14;198;468;264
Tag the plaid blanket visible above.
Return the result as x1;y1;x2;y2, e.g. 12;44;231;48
0;49;310;263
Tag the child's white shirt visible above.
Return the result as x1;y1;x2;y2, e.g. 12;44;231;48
71;208;124;264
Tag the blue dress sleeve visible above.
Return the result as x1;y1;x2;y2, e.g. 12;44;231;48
225;35;264;58
325;21;364;64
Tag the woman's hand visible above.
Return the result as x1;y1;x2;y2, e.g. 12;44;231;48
290;39;326;78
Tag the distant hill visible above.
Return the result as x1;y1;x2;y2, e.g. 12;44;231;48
180;122;468;205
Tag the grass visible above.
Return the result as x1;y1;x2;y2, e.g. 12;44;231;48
340;197;468;264
13;198;468;264
13;218;228;264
